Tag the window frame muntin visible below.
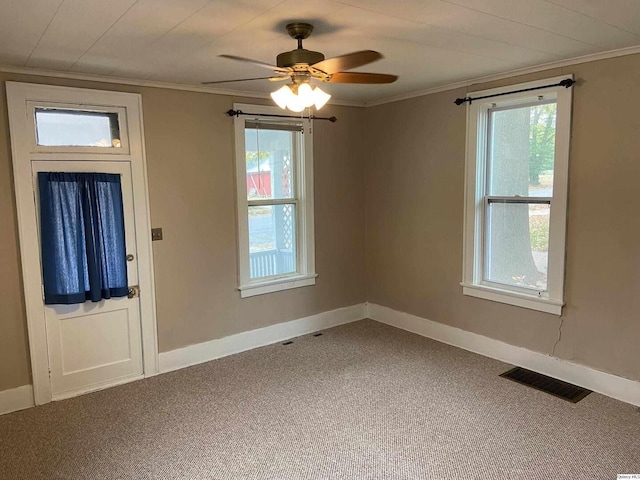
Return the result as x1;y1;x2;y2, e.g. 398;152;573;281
462;75;573;315
233;103;316;298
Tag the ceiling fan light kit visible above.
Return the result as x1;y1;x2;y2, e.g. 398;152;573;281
206;22;398;113
270;83;331;112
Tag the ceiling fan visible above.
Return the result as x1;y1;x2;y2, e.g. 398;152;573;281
203;22;398;112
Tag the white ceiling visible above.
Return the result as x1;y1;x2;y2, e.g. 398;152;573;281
2;0;640;104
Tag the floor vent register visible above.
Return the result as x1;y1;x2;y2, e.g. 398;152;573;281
500;367;592;403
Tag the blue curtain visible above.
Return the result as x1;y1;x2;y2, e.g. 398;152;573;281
38;172;129;305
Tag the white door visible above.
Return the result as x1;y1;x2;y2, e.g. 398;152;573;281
7;82;158;405
32;161;143;398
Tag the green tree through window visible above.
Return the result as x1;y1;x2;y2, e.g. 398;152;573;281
529;103;556;186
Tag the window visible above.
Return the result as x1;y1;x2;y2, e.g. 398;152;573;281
233;104;316;297
462;76;573;315
35;108;121;148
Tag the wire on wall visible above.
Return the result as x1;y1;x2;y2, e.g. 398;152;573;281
551;316;564;357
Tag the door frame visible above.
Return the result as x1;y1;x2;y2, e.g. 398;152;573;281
6;82;159;405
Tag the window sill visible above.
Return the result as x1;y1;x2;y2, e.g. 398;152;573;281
239;274;317;298
461;283;563;315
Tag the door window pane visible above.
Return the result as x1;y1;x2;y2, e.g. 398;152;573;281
35;108;121;148
488;103;557;197
485;202;549;291
248;204;296;279
245;128;295;201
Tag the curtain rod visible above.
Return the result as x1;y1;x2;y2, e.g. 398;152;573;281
454;78;575;105
226;109;337;122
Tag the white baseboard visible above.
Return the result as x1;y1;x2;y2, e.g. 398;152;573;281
9;301;635;412
0;303;366;416
159;303;367;374
0;384;34;415
368;303;640;407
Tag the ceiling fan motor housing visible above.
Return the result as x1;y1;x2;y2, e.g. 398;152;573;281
277;22;325;68
277;49;325;68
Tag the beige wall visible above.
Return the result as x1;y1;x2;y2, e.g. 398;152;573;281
2;52;639;393
365;54;640;382
0;73;367;391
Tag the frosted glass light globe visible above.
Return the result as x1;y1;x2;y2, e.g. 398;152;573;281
270;85;292;110
313;87;331;109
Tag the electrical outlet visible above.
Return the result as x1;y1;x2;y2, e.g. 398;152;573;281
151;228;163;241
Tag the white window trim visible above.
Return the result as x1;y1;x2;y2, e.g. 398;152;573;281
233;103;316;298
461;75;573;315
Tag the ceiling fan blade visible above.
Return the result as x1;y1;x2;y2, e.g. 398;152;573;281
219;54;290;73
202;77;282;85
328;72;398;84
312;50;382;75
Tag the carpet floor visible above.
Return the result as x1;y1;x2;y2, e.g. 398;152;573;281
1;319;639;479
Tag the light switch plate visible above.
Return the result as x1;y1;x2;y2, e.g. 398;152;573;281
151;228;163;241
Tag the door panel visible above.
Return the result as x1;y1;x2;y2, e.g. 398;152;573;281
32;160;143;399
52;299;141;394
59;305;133;374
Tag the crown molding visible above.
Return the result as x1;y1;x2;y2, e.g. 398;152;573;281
2;43;639;110
0;64;274;98
0;64;365;108
364;44;640;107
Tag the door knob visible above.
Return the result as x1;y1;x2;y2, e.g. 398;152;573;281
127;286;139;298
126;254;135;261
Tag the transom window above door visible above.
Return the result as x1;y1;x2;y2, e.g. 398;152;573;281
35;108;122;148
26;101;130;155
